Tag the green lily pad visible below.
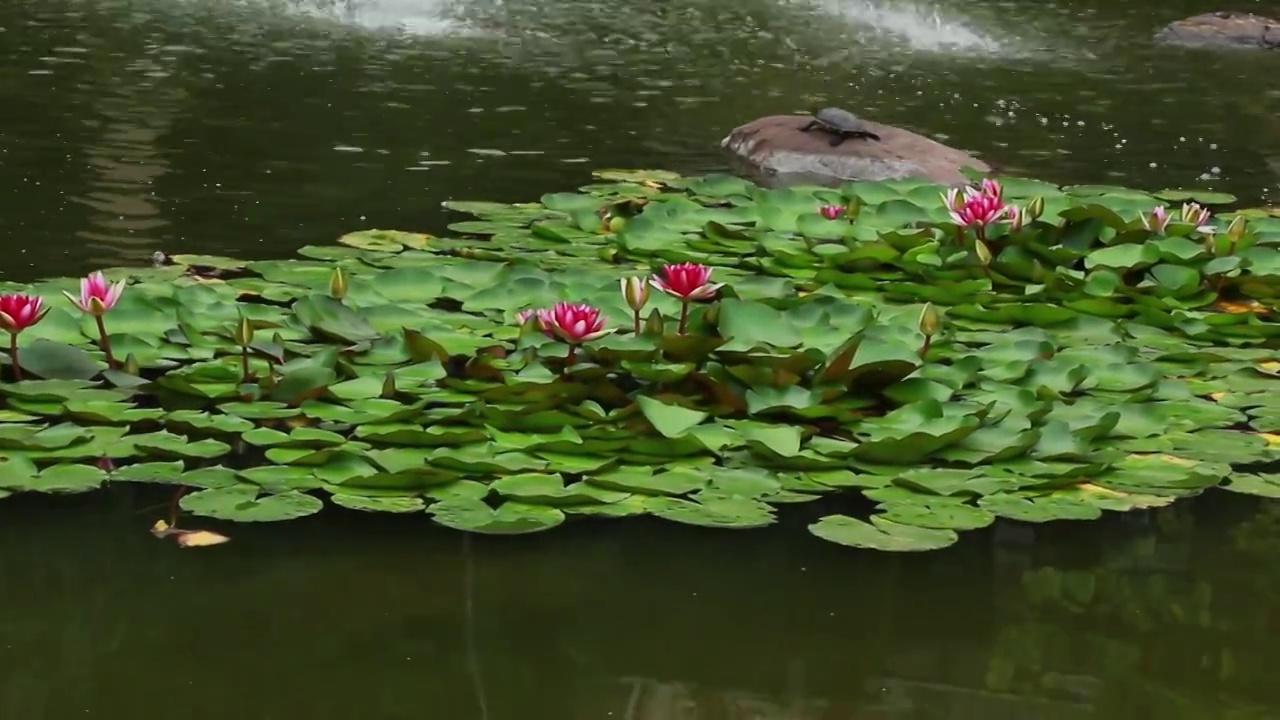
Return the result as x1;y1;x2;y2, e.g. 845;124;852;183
428;498;565;534
808;515;959;551
180;486;324;522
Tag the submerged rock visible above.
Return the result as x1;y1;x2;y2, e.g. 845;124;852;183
720;114;990;188
1154;11;1280;49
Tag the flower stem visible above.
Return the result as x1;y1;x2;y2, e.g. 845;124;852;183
975;226;987;244
565;344;578;368
240;347;250;382
632;310;641;335
8;332;21;381
677;302;689;335
94;315;116;368
919;335;932;359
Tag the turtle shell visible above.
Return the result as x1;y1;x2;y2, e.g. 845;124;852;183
813;107;866;133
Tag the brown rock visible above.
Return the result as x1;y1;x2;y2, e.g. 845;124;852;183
720;114;990;188
1154;11;1280;49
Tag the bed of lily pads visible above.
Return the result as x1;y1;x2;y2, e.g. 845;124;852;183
0;168;1278;551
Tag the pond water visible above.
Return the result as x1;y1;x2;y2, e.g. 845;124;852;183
2;0;1280;717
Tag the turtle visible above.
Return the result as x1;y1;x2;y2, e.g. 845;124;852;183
800;107;882;146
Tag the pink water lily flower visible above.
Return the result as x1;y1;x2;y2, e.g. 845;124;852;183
515;308;555;338
1140;205;1171;233
651;262;725;335
63;271;125;316
545;302;609;344
0;293;50;381
0;293;49;334
818;204;844;220
943;185;1010;239
650;262;724;302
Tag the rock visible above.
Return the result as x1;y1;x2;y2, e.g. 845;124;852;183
1154;11;1280;49
720;114;990;188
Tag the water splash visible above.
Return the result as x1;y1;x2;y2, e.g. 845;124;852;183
285;0;476;36
173;0;480;37
811;0;1005;53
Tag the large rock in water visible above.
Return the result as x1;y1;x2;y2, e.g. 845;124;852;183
720;114;990;188
1154;11;1280;49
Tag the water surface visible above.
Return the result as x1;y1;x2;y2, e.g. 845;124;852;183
2;2;1280;717
2;487;1279;718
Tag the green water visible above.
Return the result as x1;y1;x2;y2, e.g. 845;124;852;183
2;0;1280;716
3;488;1279;717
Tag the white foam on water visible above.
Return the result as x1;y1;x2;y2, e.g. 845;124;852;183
173;0;481;37
810;0;1006;53
292;0;476;36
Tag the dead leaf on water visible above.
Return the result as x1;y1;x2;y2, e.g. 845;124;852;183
150;519;231;548
174;530;232;548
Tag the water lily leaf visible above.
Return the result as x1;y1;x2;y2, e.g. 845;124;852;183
1091;453;1226;496
707;467;783;498
330;494;426;513
427;480;490;502
977;493;1102;522
429;444;548;473
645;493;776;528
876;501;995;531
1154;189;1236;205
132;432;232;460
717;298;803;350
588;466;706;495
429;498;565;534
636;396;707;438
175;466;242;489
271;366;338;406
736;422;802;458
338;229;409;252
808;514;959;551
292;295;380;344
562;495;651;517
64;400;164;424
491;472;630;505
17;339;104;380
326;375;388;401
1222;473;1280;498
111;460;186;484
0;458;104;491
180;485;324;522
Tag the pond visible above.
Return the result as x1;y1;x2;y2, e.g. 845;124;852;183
1;0;1278;717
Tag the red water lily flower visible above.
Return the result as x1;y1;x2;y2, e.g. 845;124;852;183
818;204;844;220
544;302;609;344
0;293;49;334
0;293;50;381
649;262;724;302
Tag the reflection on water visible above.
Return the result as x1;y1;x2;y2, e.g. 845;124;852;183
1;489;1278;717
71;51;184;268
